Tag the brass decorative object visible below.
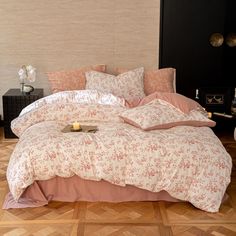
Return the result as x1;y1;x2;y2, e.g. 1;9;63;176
209;33;224;47
226;33;236;47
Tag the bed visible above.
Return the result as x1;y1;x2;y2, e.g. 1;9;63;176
3;67;232;213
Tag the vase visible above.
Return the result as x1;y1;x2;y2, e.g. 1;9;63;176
20;82;24;93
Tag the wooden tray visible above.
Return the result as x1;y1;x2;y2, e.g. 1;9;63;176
61;125;98;133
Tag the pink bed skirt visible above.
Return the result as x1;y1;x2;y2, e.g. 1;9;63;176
3;175;181;209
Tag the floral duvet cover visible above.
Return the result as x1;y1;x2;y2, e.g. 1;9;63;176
7;90;232;212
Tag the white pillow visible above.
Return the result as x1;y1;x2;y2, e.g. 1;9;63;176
85;67;145;103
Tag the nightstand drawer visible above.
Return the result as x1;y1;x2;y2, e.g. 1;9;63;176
2;89;44;138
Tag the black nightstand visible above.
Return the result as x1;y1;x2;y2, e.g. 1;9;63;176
211;113;236;138
2;89;44;138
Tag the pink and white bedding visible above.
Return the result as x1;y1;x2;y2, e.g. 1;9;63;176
5;90;232;212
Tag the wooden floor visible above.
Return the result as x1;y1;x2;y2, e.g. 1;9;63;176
0;128;236;236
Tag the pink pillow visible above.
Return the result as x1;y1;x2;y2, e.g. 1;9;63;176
139;92;202;114
47;65;106;93
116;67;176;95
85;67;145;103
120;99;215;130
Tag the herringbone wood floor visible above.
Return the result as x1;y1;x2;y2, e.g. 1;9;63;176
0;127;235;236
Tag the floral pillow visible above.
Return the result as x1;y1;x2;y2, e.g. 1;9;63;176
47;64;106;93
138;92;203;114
119;99;215;130
116;67;176;95
85;67;145;103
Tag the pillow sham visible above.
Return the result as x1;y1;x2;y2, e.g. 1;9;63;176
116;67;176;95
85;67;145;103
120;99;215;131
138;92;203;114
47;64;106;93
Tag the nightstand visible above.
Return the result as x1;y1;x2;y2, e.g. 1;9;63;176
211;113;236;139
2;89;44;138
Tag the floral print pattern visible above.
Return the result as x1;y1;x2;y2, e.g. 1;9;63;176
7;91;232;212
116;67;176;95
138;92;202;114
19;90;126;116
120;99;215;130
85;67;145;103
47;65;106;93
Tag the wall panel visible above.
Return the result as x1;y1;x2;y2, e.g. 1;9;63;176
0;0;160;117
